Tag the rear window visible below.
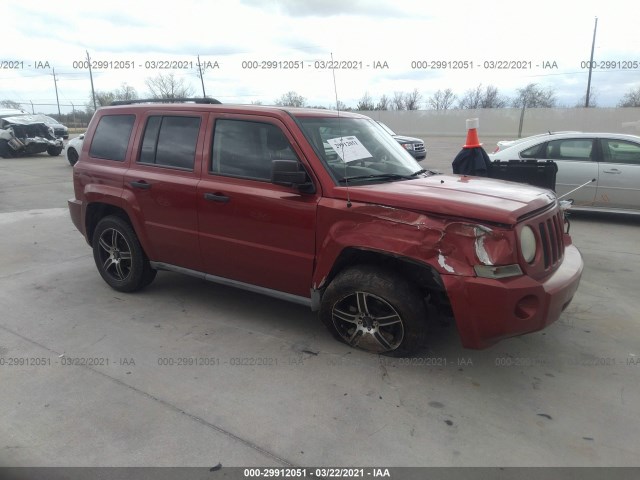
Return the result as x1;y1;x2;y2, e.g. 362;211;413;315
89;115;135;161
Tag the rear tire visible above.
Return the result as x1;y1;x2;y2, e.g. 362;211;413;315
67;147;79;165
320;265;427;356
92;215;156;292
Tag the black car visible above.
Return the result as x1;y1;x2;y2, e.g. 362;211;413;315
376;121;426;160
35;115;69;139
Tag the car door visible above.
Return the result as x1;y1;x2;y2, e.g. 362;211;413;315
594;138;640;210
197;114;319;298
122;113;205;271
540;138;598;205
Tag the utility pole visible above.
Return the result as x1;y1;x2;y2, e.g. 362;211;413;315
197;55;207;97
52;68;61;116
87;50;97;111
585;17;598;108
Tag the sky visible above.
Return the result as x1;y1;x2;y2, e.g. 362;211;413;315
1;0;639;114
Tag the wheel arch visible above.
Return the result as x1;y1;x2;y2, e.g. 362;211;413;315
316;247;451;313
85;202;155;259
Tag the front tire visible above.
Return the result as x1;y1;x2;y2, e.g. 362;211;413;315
92;216;156;292
47;146;63;156
320;265;427;356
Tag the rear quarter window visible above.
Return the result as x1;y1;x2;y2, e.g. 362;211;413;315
520;143;545;158
89;115;135;161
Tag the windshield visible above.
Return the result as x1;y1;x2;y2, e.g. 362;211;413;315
297;117;422;184
376;121;397;136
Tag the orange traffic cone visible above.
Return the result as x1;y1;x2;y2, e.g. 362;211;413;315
463;118;482;149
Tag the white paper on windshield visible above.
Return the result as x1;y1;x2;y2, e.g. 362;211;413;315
327;136;372;162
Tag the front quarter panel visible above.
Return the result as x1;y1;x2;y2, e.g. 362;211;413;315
312;198;517;290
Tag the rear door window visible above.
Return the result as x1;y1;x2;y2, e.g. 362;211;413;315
545;139;594;160
138;116;201;170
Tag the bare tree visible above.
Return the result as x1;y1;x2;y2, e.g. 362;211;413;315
392;91;405;110
85;83;139;114
480;85;508;108
274;91;306;107
512;83;556;108
86;91;115;112
1;99;22;109
427;89;457;110
574;89;598;108
114;83;138;102
145;73;195;99
458;85;483;109
335;100;351;111
376;94;390;111
404;88;422;110
457;84;507;109
617;86;640;107
356;92;375;111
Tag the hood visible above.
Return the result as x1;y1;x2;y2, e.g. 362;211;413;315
393;134;423;143
1;115;49;127
340;174;556;225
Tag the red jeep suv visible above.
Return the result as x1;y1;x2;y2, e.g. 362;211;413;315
68;100;583;355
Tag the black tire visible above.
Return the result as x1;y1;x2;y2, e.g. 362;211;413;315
47;146;63;156
319;265;427;356
67;147;78;166
92;215;157;292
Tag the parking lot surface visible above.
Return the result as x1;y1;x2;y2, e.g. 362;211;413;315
1;139;639;467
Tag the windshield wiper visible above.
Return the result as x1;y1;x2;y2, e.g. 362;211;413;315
338;173;414;184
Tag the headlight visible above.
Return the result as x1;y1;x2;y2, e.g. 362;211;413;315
401;143;414;151
520;226;537;263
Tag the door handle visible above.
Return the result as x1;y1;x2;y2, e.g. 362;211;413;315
204;192;230;203
130;181;151;189
603;169;621;174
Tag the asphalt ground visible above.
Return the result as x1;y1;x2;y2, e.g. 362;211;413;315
1;137;639;469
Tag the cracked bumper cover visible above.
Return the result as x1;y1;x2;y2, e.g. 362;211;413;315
443;244;583;349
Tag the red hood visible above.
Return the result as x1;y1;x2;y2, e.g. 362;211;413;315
337;174;556;225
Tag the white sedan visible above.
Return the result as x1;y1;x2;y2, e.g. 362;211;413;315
489;132;640;214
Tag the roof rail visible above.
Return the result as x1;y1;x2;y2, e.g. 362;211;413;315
110;97;222;106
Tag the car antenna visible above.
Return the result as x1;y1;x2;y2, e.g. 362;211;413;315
331;52;351;208
557;178;596;200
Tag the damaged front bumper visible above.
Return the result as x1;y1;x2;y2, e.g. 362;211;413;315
443;243;583;349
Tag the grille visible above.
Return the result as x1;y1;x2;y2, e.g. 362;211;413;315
537;210;565;269
413;143;425;153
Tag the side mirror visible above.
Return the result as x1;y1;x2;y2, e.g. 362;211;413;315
271;160;314;192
